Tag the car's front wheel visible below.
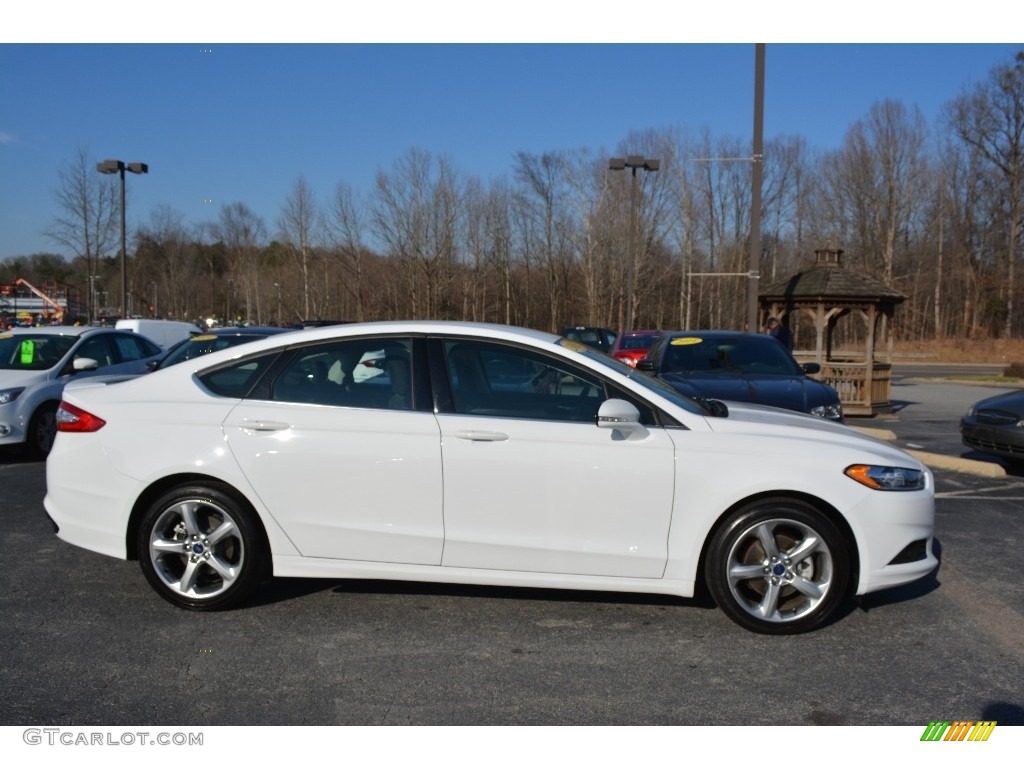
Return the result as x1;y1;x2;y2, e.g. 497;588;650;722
705;499;851;634
137;484;269;610
26;402;58;460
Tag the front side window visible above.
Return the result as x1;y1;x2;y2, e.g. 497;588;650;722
443;339;604;422
74;336;115;368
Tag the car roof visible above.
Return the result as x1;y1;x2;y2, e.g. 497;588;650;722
162;321;562;367
193;326;292;336
664;330;764;339
294;320;563;344
1;325;105;337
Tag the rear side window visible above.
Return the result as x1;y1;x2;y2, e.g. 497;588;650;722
268;338;414;410
199;352;282;398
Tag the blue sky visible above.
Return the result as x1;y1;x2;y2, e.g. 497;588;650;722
2;4;1022;261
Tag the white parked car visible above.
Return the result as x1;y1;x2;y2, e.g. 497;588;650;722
45;321;936;633
0;326;164;458
115;318;203;349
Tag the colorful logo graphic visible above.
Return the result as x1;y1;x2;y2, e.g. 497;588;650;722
920;721;996;741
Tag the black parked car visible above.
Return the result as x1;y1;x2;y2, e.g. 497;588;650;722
637;330;843;421
560;326;617;353
960;388;1024;464
152;326;295;370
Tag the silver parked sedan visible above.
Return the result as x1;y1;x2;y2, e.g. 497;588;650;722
0;326;163;458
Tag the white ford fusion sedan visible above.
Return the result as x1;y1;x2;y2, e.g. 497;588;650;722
45;321;936;634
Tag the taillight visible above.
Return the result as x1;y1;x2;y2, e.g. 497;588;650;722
56;402;106;433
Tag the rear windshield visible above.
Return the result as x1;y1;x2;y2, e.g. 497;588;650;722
618;334;659;350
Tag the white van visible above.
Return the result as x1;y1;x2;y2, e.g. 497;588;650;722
115;319;203;349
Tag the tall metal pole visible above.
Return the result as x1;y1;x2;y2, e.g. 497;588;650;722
118;166;127;320
628;165;638;329
747;43;766;333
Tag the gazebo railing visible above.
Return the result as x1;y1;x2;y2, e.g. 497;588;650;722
795;356;894;416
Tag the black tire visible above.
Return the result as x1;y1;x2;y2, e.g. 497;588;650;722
137;483;269;611
705;498;850;634
26;402;59;460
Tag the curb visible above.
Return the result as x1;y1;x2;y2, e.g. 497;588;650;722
905;450;1007;478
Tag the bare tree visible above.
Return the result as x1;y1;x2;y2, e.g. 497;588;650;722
820;101;929;288
215;203;267;324
327;181;368;321
514;151;573;331
371;148;461;319
278;176;320;321
948;51;1024;338
46;146;119;321
134;206;202;322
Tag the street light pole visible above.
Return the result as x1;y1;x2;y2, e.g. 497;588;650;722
609;155;659;329
748;43;766;334
96;160;148;320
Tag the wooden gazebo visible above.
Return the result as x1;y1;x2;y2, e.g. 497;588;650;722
759;247;905;416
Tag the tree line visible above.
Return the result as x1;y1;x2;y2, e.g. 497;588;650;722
4;50;1023;342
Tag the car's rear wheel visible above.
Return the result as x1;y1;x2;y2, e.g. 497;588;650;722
26;402;58;460
137;484;268;610
705;498;850;634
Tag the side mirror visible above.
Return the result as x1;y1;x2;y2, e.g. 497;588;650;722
635;359;656;372
698;398;729;418
72;357;99;373
597;398;647;439
801;362;821;375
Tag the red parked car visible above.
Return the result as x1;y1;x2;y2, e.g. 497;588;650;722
610;330;663;367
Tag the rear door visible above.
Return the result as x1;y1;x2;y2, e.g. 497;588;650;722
223;337;444;565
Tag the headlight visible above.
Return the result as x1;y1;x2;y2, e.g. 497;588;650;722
810;403;843;420
845;464;926;491
0;387;26;405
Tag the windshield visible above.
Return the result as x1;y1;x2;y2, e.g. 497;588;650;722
661;335;802;376
557;338;710;415
0;334;77;371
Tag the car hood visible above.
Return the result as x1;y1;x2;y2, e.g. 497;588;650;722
703;400;924;468
659;372;836;412
970;389;1024;415
0;369;52;389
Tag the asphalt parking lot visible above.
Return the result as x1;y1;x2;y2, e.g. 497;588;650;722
1;378;1022;728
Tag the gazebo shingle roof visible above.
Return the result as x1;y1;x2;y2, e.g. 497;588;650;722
759;248;905;304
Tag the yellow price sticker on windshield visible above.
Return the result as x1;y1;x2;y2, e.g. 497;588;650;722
670;337;702;346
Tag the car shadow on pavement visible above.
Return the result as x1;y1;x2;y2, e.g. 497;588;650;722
245;576;709;612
